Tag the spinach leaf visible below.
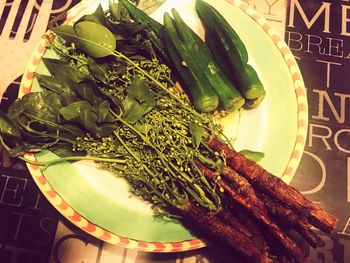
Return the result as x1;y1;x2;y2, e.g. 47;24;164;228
0;110;24;156
96;100;112;123
59;101;92;121
42;58;88;84
1;91;86;156
68;79;98;106
59;99;115;138
36;74;67;94
8;91;62;123
87;58;110;84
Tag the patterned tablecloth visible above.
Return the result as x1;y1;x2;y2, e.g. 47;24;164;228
4;0;349;262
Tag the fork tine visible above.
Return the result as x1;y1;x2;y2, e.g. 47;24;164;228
2;0;20;37
29;0;53;40
16;0;36;40
0;0;8;20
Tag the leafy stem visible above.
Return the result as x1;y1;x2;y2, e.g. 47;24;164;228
112;51;207;121
111;107;218;210
19;155;127;170
113;131;186;209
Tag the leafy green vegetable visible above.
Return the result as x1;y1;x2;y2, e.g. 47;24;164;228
122;77;156;123
0;91;79;156
59;101;92;121
36;74;65;94
0;3;227;214
75;21;116;58
53;21;116;58
87;58;109;84
8;91;62;123
239;149;265;162
189;121;203;149
51;24;76;43
42;58;88;83
0;110;24;156
77;4;107;26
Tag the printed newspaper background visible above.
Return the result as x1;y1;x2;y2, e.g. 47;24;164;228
286;0;350;262
1;0;349;262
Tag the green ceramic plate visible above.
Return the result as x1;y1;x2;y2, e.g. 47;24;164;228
21;0;307;252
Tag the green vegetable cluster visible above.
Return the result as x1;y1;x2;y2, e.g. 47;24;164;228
120;0;265;113
195;0;265;109
0;0;264;217
0;1;230;214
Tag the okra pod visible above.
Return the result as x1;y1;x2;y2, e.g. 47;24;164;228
164;13;219;113
195;0;265;101
171;9;244;112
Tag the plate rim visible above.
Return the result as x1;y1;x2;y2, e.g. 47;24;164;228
19;0;308;252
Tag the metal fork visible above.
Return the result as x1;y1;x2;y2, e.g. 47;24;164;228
0;0;53;99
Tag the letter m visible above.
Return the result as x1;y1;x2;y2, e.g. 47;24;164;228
288;0;331;33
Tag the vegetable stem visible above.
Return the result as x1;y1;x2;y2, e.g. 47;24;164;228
19;155;127;170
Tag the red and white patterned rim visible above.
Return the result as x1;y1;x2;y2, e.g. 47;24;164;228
20;0;307;252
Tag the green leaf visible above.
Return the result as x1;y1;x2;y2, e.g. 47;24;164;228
77;4;106;26
109;0;123;21
134;123;153;135
0;110;21;138
189;121;203;149
122;77;155;123
78;106;98;135
40;59;98;107
1;92;75;155
87;58;110;84
8;91;62;123
53;21;116;58
74;21;116;58
59;100;114;137
96;100;111;122
52;24;77;43
106;19;144;36
60;92;80;106
0;110;25;156
0;114;26;156
95;123;116;137
129;77;155;107
109;0;130;21
239;149;265;162
58;123;85;139
42;58;88;84
36;74;66;94
59;100;92;121
69;79;97;106
121;96;148;124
